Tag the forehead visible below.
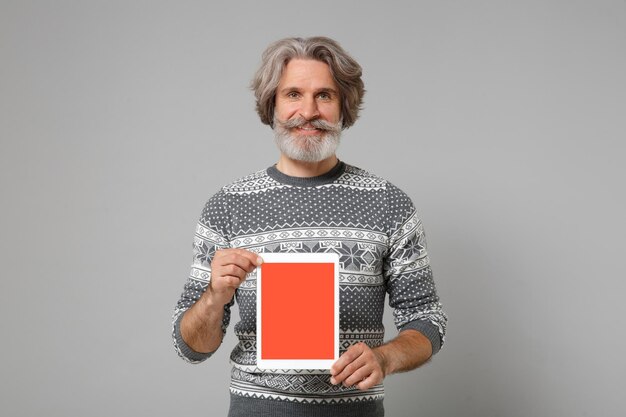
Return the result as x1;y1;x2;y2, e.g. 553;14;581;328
278;59;338;90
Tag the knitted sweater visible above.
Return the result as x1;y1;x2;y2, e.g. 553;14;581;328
172;161;447;413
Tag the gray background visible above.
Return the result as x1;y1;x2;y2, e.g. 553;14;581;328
1;1;624;416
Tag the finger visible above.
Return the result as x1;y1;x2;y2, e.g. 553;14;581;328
331;343;366;376
223;275;245;288
214;248;262;264
330;343;363;376
331;353;368;385
343;364;373;387
215;252;258;273
356;371;383;391
231;248;264;267
213;248;236;260
217;263;249;280
209;275;243;292
333;356;366;385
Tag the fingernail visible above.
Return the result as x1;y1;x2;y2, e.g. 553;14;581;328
257;257;263;265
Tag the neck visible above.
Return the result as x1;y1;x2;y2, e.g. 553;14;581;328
275;154;339;178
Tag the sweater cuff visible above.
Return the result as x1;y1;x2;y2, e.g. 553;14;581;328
174;312;215;362
399;319;442;355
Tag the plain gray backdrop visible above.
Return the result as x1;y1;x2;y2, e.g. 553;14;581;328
1;1;624;416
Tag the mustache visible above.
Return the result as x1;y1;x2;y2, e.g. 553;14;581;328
275;117;342;132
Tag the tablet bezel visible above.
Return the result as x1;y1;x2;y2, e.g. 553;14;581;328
256;252;340;370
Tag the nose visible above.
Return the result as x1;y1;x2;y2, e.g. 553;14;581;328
299;95;320;120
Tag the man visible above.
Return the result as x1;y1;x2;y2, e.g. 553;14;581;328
172;36;447;417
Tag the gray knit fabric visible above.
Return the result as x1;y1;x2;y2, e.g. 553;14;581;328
172;161;447;414
228;393;384;417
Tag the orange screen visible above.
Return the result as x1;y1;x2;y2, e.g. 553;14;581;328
261;262;335;360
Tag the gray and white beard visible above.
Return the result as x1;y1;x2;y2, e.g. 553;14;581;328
273;116;342;163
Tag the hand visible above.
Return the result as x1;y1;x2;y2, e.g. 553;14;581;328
207;248;263;306
330;342;387;391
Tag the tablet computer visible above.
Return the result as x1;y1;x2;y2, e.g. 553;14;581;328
256;252;340;370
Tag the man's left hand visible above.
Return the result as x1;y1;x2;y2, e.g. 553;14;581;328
330;342;387;390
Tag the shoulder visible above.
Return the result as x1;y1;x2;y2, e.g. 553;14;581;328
337;163;389;191
200;167;278;202
198;168;266;214
221;167;284;195
197;168;271;232
340;163;412;204
342;164;417;233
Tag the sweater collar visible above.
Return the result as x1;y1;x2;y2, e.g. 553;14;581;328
266;160;346;187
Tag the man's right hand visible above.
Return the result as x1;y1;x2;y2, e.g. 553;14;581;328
180;248;263;354
207;248;263;306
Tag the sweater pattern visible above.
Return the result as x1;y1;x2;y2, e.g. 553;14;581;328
173;162;447;404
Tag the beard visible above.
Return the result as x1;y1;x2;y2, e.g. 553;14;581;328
273;116;342;163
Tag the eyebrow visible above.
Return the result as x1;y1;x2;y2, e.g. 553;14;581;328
279;87;339;95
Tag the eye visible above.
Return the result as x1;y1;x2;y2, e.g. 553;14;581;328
286;91;300;99
317;92;331;100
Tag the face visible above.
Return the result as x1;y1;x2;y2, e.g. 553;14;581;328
273;59;343;162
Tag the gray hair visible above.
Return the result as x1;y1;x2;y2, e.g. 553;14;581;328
251;37;365;129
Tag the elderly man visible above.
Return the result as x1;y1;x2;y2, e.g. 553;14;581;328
172;36;447;417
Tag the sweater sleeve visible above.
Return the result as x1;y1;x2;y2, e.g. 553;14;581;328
384;184;447;354
172;190;232;363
